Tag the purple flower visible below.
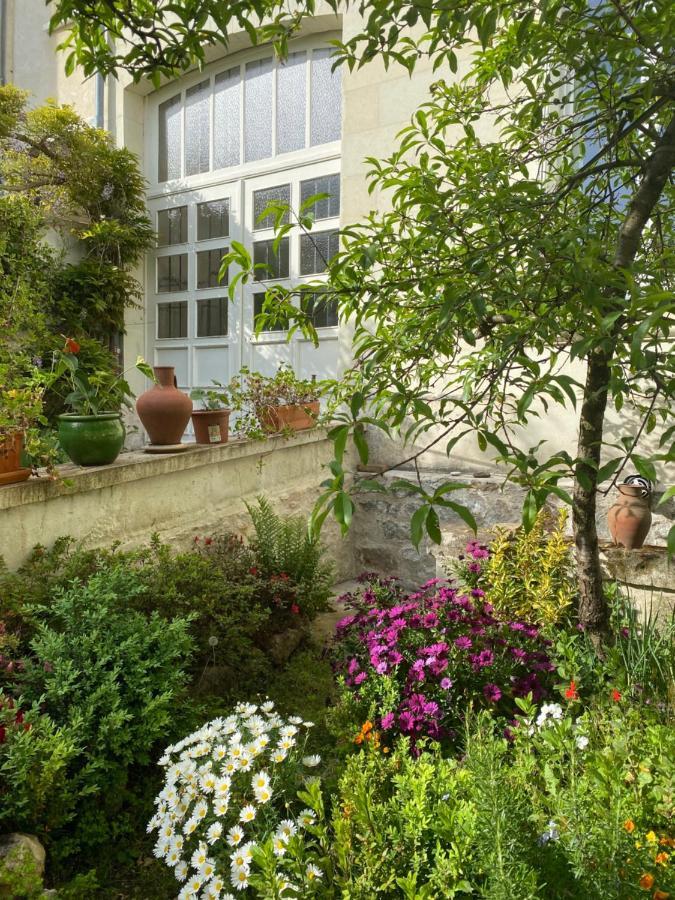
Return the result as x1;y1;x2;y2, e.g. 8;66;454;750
354;672;367;685
483;683;502;703
454;636;473;650
440;677;453;690
470;648;494;670
380;712;395;730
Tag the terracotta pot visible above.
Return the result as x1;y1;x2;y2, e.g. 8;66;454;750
136;366;192;445
0;432;31;486
191;408;230;445
260;401;320;434
607;484;652;549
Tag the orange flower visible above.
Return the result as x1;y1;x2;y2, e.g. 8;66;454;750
64;337;81;354
639;874;655;890
612;689;622;702
653;890;670;899
655;852;669;866
625;820;636;833
361;721;373;734
354;733;363;745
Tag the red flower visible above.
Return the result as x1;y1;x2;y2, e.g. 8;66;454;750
64;337;80;354
193;535;200;543
291;603;300;615
612;689;622;702
249;567;258;576
204;537;212;546
565;680;579;700
14;710;23;725
0;726;5;744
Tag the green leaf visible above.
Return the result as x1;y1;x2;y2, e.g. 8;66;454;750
668;524;675;559
353;426;369;464
426;506;442;544
657;485;675;507
410;504;430;550
522;491;538;531
630;454;657;483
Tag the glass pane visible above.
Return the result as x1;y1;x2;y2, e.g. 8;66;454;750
158;94;182;182
158;301;187;338
310;49;341;146
157;254;188;292
197;297;228;336
185;80;210;176
300;230;339;275
157;207;187;246
253;238;290;281
197;200;230;240
253;292;287;331
300;174;340;220
214;67;240;169
303;291;338;328
244;58;273;162
197;247;228;289
253;184;290;230
276;51;306;154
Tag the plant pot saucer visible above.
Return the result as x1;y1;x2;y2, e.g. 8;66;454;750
0;467;31;486
143;443;193;454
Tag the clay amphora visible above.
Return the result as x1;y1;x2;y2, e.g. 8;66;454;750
136;366;192;445
607;484;652;550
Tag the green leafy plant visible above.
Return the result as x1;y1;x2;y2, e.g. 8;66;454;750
189;379;230;410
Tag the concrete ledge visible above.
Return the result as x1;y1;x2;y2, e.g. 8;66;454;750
0;429;356;578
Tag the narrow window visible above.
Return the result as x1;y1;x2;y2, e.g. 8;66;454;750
253;239;290;280
157;207;187;246
300;230;339;275
158;301;188;338
157;254;188;292
214;68;241;170
197;200;230;240
253;185;290;230
244;58;273;162
185;80;211;176
276;51;307;154
300;174;340;220
197;297;228;336
158;94;182;182
197;248;228;289
310;50;341;146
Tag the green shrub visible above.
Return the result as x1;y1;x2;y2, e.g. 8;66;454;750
14;568;194;861
466;509;575;626
0;694;78;835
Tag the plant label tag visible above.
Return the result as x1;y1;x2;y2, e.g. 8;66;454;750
208;425;221;443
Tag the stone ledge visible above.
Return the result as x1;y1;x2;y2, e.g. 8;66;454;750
0;429;329;511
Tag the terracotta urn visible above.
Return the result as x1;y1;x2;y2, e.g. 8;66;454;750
607;483;652;550
260;401;320;434
136;366;192;445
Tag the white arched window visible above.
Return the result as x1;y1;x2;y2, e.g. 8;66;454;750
145;36;342;404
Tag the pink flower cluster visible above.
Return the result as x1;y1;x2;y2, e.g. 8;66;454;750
333;560;554;752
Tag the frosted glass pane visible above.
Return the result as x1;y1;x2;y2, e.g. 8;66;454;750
310;49;341;146
244;58;273;162
276;51;306;154
300;230;339;274
158;94;181;182
214;68;240;169
300;174;340;220
185;80;210;176
253;184;290;230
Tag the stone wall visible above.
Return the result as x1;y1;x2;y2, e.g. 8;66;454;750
0;430;355;579
352;469;675;616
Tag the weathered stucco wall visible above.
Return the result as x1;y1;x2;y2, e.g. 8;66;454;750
0;431;355;579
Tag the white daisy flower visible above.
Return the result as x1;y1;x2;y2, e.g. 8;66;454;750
272;835;288;857
288;715;303;724
230;848;250;870
213;744;228;761
206;821;223;844
252;771;270;791
226;825;244;846
230;867;250;891
271;749;287;764
239;804;256;823
175;860;189;881
191;843;209;869
214;798;230;816
278;819;297;840
254;785;272;804
576;734;589;750
302;755;321;767
200;860;216;880
297;809;316;828
195;801;209;820
306;863;323;881
261;701;275;713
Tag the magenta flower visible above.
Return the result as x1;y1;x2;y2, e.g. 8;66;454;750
380;712;395;730
440;677;453;690
483;683;502;703
454;636;473;650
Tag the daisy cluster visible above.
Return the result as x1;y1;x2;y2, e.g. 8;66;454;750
148;701;320;898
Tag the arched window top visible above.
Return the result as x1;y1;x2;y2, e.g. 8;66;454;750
155;43;341;186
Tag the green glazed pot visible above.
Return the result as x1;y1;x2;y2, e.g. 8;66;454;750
57;413;125;466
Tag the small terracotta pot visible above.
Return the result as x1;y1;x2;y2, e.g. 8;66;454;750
191;409;230;445
136;366;192;445
607;484;652;549
260;401;320;433
0;432;31;486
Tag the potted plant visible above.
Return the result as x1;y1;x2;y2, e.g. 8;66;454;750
0;363;60;485
228;365;322;440
53;338;153;466
189;381;231;445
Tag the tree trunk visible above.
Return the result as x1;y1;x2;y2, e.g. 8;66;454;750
573;111;675;634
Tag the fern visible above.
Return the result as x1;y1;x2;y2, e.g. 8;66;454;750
246;496;334;616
